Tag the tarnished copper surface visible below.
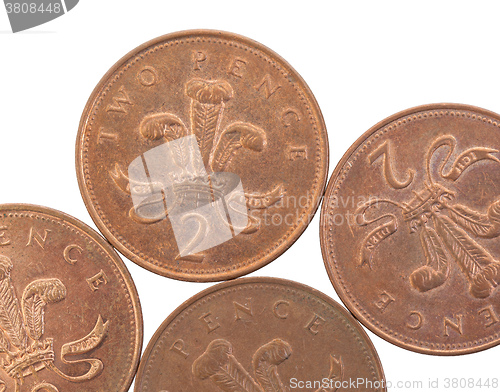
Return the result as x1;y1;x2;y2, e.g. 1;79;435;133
321;103;500;355
0;204;142;391
134;277;386;392
76;30;328;282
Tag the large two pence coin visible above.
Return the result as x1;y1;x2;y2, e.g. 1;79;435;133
0;204;142;391
134;277;386;392
321;103;500;355
76;30;329;282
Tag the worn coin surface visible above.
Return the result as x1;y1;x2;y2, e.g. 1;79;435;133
321;103;500;355
76;30;328;282
134;277;386;392
0;204;142;391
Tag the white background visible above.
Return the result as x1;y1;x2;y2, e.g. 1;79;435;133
1;1;500;391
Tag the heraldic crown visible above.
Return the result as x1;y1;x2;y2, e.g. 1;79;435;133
0;255;66;381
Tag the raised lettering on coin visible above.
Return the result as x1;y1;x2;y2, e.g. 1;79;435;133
444;315;463;337
406;311;423;330
193;51;207;70
479;305;499;328
199;312;220;334
254;74;281;99
97;127;118;144
77;30;328;282
134;278;385;392
321;104;500;355
170;339;189;359
374;291;395;313
137;66;159;87
0;204;141;391
136;278;386;392
305;314;325;335
234;301;253;321
86;269;109;292
26;227;51;249
289;146;308;161
273;300;290;319
0;226;10;246
368;141;414;189
228;57;247;78
281;108;301;127
63;244;83;265
106;86;133;114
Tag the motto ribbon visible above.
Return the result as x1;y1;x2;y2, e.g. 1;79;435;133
126;182;285;224
359;219;398;269
426;135;500;183
47;315;109;382
245;184;285;209
355;199;400;269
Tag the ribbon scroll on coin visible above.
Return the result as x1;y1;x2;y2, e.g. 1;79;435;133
0;205;142;391
134;277;386;392
321;104;500;355
76;30;328;281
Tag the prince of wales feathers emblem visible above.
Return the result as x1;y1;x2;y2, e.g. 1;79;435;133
0;255;109;392
193;338;343;392
355;135;500;298
111;79;286;260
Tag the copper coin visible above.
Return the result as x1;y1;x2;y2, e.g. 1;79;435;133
321;103;500;355
134;277;386;392
76;30;328;282
0;204;142;391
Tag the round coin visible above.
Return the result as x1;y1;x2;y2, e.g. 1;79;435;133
0;204;142;391
134;277;386;392
76;30;328;282
321;103;500;355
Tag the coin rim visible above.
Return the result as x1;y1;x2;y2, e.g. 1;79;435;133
76;29;329;282
0;203;144;390
133;276;386;391
320;102;500;356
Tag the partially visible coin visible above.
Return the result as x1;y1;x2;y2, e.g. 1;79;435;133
0;204;142;391
76;30;328;282
134;277;386;392
321;103;500;355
